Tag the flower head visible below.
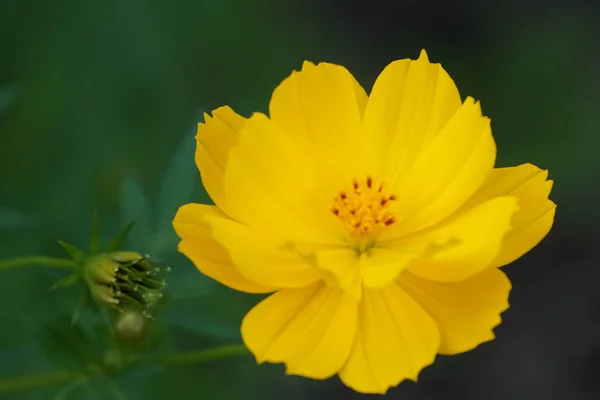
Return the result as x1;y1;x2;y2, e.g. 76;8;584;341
173;50;556;393
85;252;167;317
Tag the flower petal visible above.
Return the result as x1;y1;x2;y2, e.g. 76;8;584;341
339;284;440;394
224;112;344;244
314;249;363;300
463;163;556;267
399;268;511;355
313;244;429;300
384;97;496;238
269;61;369;187
362;49;462;180
242;283;358;379
172;203;274;293
204;212;324;288
195;106;245;217
405;196;519;282
361;244;429;290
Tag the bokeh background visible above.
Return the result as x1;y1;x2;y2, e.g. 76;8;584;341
1;0;599;399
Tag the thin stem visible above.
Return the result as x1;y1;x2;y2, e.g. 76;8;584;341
154;343;250;367
0;343;249;394
0;256;79;272
0;370;73;392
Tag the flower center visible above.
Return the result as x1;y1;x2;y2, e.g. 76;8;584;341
330;176;397;243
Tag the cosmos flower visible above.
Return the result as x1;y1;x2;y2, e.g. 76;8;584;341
173;50;555;394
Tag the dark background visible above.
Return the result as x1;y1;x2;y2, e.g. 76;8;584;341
1;0;599;399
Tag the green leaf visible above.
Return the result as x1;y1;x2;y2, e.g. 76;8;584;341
49;273;80;291
153;133;197;256
105;218;136;252
90;209;100;255
57;241;86;264
120;177;152;249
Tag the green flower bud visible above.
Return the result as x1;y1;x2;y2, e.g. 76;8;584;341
115;309;147;343
84;252;168;316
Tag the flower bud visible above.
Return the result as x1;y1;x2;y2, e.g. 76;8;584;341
115;309;147;343
84;252;168;316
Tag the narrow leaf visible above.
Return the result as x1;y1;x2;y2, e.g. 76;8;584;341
96;303;114;337
49;273;80;291
71;294;88;327
57;241;86;264
105;218;136;252
120;177;152;249
90;209;100;255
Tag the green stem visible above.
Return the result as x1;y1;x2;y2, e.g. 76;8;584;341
154;343;250;367
0;256;78;272
0;370;73;392
0;343;249;394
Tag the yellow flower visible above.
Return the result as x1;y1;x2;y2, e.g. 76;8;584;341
173;50;555;394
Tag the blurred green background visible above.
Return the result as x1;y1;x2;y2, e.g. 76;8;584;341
1;0;599;399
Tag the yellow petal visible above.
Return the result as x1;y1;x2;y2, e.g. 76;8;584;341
269;61;369;188
204;212;324;288
224;112;344;244
399;268;511;355
314;249;363;300
463;163;556;267
195;106;245;217
242;283;358;379
405;196;519;282
339;284;440;394
383;97;496;238
362;49;462;180
172;203;274;293
361;244;429;290
313;244;428;300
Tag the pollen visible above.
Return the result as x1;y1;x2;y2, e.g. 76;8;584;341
330;176;397;238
